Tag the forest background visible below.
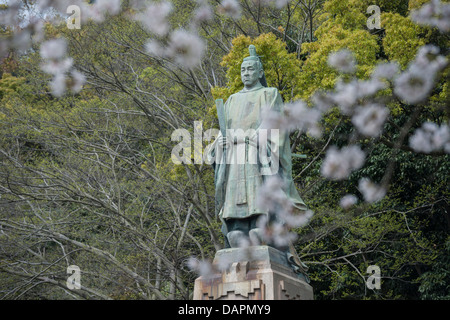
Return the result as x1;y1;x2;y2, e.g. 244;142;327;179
0;0;448;300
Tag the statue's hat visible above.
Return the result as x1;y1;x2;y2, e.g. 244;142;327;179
242;45;267;87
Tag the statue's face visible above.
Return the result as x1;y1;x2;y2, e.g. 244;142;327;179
241;61;263;89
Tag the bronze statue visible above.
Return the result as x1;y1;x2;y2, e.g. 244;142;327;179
209;45;308;252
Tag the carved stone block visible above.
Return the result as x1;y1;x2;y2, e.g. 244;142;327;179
193;246;313;300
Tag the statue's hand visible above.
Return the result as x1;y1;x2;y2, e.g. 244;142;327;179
218;136;230;148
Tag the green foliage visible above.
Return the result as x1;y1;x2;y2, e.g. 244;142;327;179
382;13;429;68
212;33;302;102
287;0;450;300
297;24;378;99
417;240;450;299
0;73;25;99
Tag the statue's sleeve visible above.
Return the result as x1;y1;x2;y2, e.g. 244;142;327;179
258;88;285;176
263;89;308;213
206;130;221;169
206;96;230;168
207;97;231;217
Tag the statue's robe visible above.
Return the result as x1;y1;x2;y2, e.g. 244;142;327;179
209;86;307;236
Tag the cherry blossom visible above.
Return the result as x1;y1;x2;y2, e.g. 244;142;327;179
340;194;358;209
410;0;450;33
134;1;173;37
409;122;450;154
358;178;386;203
352;104;389;138
328;49;357;74
321;145;366;180
166;29;205;68
218;0;242;19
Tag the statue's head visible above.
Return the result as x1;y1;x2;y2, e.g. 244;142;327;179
241;45;267;89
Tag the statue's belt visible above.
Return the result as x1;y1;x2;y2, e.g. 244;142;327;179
230;136;258;147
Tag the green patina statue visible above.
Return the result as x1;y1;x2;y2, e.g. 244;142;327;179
209;45;308;254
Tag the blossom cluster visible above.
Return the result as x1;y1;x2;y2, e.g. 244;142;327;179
261;100;322;138
256;176;314;247
312;43;447;205
40;38;85;97
218;0;242;19
0;0;295;94
409;122;450;154
410;0;450;32
320;145;365;180
145;29;206;69
137;1;208;69
394;45;447;104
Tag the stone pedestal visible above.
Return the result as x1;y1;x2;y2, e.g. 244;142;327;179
193;246;313;300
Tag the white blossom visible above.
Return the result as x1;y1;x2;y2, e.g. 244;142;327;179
144;40;165;57
371;61;400;80
49;72;66;97
48;69;85;97
340;194;358;209
352;104;389;137
166;29;205;68
94;0;121;16
311;91;335;113
0;0;20;26
281;209;314;229
12;30;32;52
394;65;435;104
41;58;73;75
410;0;450;33
69;69;86;93
215;254;233;272
414;45;448;71
40;38;67;60
321;145;366;180
186;257;215;278
256;175;313;229
81;3;105;23
194;4;213;24
135;1;173;36
261;100;322;137
256;176;288;212
218;0;242;19
256;215;298;248
394;45;447;105
409;122;450;153
39;37;85;97
258;0;291;8
331;79;359;114
331;78;386;115
270;223;298;248
357;78;387;97
327;49;357;74
61;0;121;23
358;178;386;203
260;106;287;130
274;0;291;8
284;100;322;137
